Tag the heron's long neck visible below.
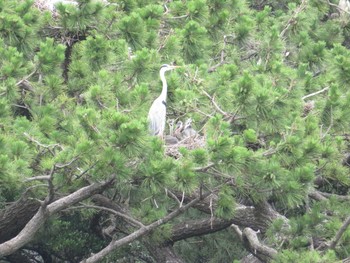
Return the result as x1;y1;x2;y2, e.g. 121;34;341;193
160;71;167;102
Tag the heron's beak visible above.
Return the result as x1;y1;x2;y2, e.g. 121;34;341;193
171;65;181;69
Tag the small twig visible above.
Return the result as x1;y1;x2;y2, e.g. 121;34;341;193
75;162;98;179
208;35;234;73
209;196;214;229
166;14;189;19
16;69;37;86
153;198;159;209
180;191;185;208
302;86;329;100
55;157;79;168
24;132;63;150
194;163;215;172
201;89;228;116
12;104;30;110
68;204;145;228
165;188;181;206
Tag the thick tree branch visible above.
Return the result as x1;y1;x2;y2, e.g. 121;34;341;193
0;198;40;244
0;177;115;256
308;190;327;201
169;217;237;244
92;194;185;263
81;192;211;263
310;190;350;202
174;191;288;233
242;227;277;262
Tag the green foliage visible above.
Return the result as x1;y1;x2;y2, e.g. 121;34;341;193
180;21;209;63
273;250;337;263
2;0;350;262
215;186;236;219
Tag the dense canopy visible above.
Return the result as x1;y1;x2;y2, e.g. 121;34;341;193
1;0;350;262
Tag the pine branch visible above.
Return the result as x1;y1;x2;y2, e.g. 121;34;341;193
242;227;277;261
329;215;350;249
23;132;63;150
231;224;243;241
201;89;228;116
169;217;238;243
81;191;211;263
312;190;350;202
0;176;115;256
280;0;308;38
67;204;144;228
208;34;235;73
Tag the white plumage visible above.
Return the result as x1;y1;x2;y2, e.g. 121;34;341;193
148;64;179;137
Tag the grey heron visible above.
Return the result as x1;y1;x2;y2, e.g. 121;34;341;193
182;118;197;139
165;119;179;145
148;64;180;137
174;121;184;140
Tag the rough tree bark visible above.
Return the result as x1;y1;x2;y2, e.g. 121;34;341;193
0;197;40;244
0;177;115;256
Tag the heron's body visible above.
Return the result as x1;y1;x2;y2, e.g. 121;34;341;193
148;64;179;137
174;121;184;140
148;97;167;136
182;118;197;139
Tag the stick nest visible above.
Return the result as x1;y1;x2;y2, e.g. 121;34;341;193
165;136;206;159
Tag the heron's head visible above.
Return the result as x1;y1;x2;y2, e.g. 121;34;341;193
184;118;192;128
160;64;180;74
175;121;183;130
167;119;175;126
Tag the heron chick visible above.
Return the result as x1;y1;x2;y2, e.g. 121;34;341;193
182;118;197;139
148;64;180;137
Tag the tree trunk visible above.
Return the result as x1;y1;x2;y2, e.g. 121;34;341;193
0;197;40;243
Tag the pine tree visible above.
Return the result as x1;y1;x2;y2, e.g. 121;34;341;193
1;0;350;262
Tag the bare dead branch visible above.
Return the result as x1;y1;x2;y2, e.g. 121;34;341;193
165;188;181;206
16;70;37;87
201;89;228;116
55;157;79;168
302;86;329;100
23;132;63;150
